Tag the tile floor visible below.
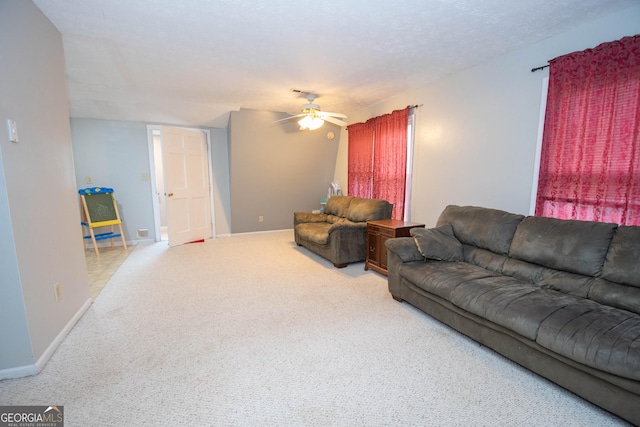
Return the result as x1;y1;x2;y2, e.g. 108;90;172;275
84;245;135;300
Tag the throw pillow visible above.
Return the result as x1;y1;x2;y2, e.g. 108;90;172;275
411;224;463;261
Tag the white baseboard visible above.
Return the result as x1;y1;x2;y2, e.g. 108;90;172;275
0;298;92;380
35;298;92;372
231;228;293;236
0;364;38;380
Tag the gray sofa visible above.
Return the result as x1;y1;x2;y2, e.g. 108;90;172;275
385;205;640;425
294;195;393;268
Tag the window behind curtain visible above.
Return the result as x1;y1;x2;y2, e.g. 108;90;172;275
347;107;410;220
535;35;640;226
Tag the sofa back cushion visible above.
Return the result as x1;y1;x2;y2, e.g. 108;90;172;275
346;197;393;222
324;196;353;218
589;279;640;315
509;216;617;277
436;205;524;255
590;226;640;315
601;226;640;288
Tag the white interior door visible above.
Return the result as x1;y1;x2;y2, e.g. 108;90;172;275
161;126;212;247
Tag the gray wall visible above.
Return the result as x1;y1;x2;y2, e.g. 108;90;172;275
70;108;339;238
210;128;232;236
336;3;640;227
71;119;156;241
228;108;340;233
0;0;90;373
70;119;233;239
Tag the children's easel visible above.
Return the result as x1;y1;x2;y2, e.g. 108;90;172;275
79;187;127;256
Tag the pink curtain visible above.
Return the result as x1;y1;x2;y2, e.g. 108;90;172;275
373;108;409;220
347;121;375;198
348;107;409;219
535;35;640;226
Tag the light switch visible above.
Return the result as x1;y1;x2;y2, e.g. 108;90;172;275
6;119;18;143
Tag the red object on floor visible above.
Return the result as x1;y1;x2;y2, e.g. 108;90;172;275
187;239;205;244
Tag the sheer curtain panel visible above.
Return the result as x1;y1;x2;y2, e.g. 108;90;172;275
535;35;640;226
347;107;409;219
373;108;409;220
347;121;375;198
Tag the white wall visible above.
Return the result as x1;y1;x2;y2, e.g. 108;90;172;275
0;0;90;375
152;134;168;227
336;4;640;227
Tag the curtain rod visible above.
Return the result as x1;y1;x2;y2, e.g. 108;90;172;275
346;105;421;130
531;64;549;72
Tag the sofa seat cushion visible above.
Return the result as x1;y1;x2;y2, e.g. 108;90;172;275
295;222;333;245
400;261;499;300
450;277;578;340
537;300;640;381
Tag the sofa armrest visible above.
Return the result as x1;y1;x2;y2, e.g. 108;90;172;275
294;211;327;226
327;221;366;233
385;237;424;263
385;237;423;301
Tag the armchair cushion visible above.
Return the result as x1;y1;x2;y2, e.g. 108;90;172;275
324;196;354;217
295;222;333;245
347;197;394;222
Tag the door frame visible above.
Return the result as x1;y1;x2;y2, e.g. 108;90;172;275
146;124;216;242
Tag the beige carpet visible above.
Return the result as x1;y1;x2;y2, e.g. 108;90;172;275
0;231;627;426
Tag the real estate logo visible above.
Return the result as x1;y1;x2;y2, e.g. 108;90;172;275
0;406;63;427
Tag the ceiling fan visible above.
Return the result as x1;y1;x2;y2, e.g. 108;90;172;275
275;90;347;130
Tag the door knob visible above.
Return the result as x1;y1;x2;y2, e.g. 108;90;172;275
167;192;174;197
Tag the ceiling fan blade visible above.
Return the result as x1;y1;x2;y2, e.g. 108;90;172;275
273;114;305;123
318;111;347;119
323;116;347;127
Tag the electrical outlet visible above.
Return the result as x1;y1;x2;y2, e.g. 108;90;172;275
258;216;264;223
53;283;61;302
86;176;93;184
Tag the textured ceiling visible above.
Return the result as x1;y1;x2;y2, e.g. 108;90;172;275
33;0;636;128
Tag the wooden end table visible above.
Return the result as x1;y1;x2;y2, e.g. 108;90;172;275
365;219;425;275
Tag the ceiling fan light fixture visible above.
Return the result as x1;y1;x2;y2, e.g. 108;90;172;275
298;115;324;130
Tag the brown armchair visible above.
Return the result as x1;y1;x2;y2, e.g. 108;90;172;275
294;196;393;268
